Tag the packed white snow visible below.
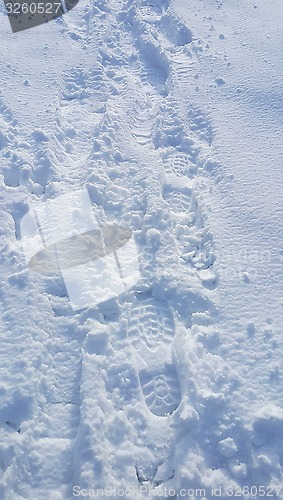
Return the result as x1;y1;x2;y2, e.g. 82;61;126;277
0;0;282;498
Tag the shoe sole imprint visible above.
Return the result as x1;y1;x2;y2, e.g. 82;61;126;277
127;299;181;417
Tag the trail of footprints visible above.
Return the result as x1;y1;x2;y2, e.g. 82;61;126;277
122;0;217;423
0;0;218;493
59;5;186;479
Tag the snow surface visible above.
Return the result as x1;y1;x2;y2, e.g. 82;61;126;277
0;0;282;498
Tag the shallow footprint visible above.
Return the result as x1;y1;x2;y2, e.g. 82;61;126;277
127;299;181;416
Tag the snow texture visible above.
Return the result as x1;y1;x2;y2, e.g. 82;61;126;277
0;0;282;498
